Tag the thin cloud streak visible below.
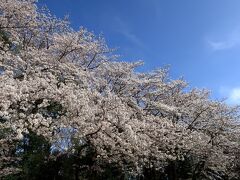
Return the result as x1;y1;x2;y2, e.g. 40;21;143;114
207;28;240;50
114;17;145;49
207;40;237;50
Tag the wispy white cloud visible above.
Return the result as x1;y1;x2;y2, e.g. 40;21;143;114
228;88;240;104
207;28;240;50
219;87;240;105
207;40;237;50
114;17;145;49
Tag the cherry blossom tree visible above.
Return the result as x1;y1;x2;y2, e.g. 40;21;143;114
1;0;240;179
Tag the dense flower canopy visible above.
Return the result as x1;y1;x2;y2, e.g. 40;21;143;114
1;0;240;179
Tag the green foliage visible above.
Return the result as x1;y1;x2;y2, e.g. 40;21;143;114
3;132;51;180
0;29;11;48
2;132;232;180
3;133;125;180
39;101;65;119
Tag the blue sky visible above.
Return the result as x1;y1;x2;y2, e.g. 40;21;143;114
39;0;240;104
